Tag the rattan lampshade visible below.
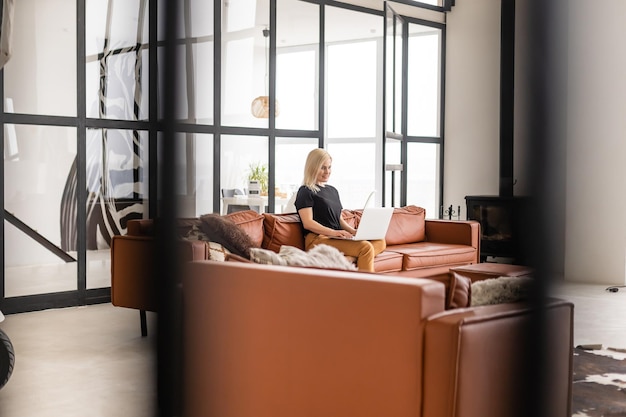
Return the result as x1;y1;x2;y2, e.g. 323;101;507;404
251;95;280;118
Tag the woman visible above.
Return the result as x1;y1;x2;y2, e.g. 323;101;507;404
294;148;386;272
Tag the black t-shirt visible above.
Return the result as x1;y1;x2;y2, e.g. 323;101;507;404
294;185;343;232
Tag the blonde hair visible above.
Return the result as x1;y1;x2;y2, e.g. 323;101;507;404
302;148;332;192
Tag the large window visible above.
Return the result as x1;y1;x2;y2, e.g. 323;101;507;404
276;0;319;131
404;21;443;217
325;5;383;209
384;4;443;216
1;0;447;314
221;0;270;128
407;24;441;137
406;142;440;217
220;135;269;214
275;137;318;212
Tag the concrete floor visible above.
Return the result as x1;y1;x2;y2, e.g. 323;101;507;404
0;281;624;416
0;304;156;417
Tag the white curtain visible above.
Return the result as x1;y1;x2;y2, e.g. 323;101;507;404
0;0;14;69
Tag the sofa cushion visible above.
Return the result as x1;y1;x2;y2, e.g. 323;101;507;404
385;205;426;245
199;213;258;258
372;250;404;273
447;273;472;309
262;213;306;252
387;243;477;272
223;210;265;247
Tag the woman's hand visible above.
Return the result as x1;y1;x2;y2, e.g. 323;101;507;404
339;218;357;236
335;229;354;239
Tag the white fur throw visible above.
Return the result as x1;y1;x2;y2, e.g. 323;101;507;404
249;244;357;271
470;276;533;306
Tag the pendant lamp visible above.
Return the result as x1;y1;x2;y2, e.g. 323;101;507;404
251;28;280;118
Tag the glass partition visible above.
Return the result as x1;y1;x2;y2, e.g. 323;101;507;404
156;0;214;124
4;0;77;117
156;132;215;217
84;128;149;288
4;125;78;297
86;0;149;120
194;134;215;216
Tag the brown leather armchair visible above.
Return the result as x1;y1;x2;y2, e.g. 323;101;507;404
183;260;573;417
110;218;206;336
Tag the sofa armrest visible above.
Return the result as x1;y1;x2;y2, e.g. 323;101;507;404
425;219;480;248
183;261;446;417
110;235;207;312
126;219;155;236
423;299;574;417
111;235;159;312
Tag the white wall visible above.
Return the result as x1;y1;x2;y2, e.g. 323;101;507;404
445;1;626;284
444;0;502;215
564;1;626;284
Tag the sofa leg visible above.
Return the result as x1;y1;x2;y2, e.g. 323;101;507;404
140;310;148;337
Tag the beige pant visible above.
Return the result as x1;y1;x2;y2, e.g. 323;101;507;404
304;233;386;272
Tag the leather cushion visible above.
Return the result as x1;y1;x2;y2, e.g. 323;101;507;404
224;210;265;247
372;250;404;273
388;243;477;270
262;213;306;252
447;273;472;309
385;205;426;245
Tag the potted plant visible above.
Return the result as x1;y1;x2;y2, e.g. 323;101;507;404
247;162;268;195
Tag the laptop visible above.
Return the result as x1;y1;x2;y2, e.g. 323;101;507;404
334;206;395;241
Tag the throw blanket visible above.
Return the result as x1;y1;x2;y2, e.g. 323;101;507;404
471;276;533;306
250;245;357;271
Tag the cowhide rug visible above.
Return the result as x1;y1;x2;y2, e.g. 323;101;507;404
573;347;626;417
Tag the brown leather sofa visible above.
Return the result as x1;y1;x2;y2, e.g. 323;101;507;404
111;205;480;334
183;260;574;417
